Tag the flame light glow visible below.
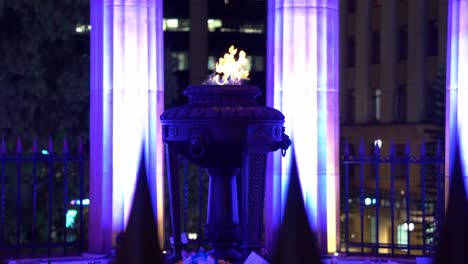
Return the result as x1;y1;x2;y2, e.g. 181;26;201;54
205;45;249;85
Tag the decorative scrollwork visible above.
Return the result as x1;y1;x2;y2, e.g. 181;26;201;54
247;154;266;242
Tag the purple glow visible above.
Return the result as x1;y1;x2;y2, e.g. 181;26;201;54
266;0;339;253
446;0;468;197
90;0;164;253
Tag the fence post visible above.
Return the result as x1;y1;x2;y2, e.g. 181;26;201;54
344;139;350;255
420;142;427;254
63;137;69;256
436;141;444;250
32;138;38;257
0;138;5;249
48;137;54;257
404;141;411;256
374;141;380;256
389;141;395;257
16;138;23;258
359;139;365;255
78;137;85;254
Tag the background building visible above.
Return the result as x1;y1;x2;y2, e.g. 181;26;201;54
339;0;448;254
163;0;267;107
162;0;449;255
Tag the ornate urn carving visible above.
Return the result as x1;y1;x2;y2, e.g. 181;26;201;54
161;85;290;262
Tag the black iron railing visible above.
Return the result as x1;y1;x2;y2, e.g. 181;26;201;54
341;139;444;257
0;137;87;258
163;157;209;251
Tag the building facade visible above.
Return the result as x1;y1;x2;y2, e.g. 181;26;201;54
163;0;267;107
339;0;448;254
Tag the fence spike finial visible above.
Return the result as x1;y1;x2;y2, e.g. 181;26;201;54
405;140;411;156
32;137;38;153
359;138;365;156
63;137;69;154
16;137;23;154
374;140;380;155
344;138;350;158
48;137;54;154
420;141;426;156
1;137;6;154
389;139;395;157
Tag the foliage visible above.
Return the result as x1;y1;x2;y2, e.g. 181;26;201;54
0;0;90;145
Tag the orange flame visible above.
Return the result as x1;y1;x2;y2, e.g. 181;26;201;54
205;45;249;85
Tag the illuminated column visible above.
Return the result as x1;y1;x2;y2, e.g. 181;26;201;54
446;0;468;199
266;0;340;253
89;0;165;253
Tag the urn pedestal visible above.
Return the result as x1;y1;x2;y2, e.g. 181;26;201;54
161;85;290;262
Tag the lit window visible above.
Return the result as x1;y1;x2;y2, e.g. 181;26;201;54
239;28;263;34
220;28;237;33
207;19;222;32
170;52;189;71
397;224;409;245
370;88;381;121
207;56;216;70
252;56;264;71
166;19;179;29
375;89;381;120
239;23;264;34
163;19;190;32
75;24;91;34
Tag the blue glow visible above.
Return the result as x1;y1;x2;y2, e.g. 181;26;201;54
66;209;78;228
266;0;340;253
447;0;468;197
90;0;165;242
70;198;90;206
41;149;49;155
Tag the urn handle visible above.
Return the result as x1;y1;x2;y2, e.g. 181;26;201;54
190;136;205;158
280;132;291;157
269;127;291;157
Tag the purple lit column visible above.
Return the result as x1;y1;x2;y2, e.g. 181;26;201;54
266;0;340;253
446;0;468;198
89;0;165;253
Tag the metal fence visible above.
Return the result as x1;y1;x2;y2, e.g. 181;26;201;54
164;157;209;251
0;137;88;258
341;139;445;257
168;140;446;258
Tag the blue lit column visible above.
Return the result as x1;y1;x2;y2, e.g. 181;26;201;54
89;0;165;253
266;0;340;253
446;0;468;199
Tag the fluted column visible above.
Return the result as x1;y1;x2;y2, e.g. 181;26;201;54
446;0;468;200
266;0;340;254
89;0;165;253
